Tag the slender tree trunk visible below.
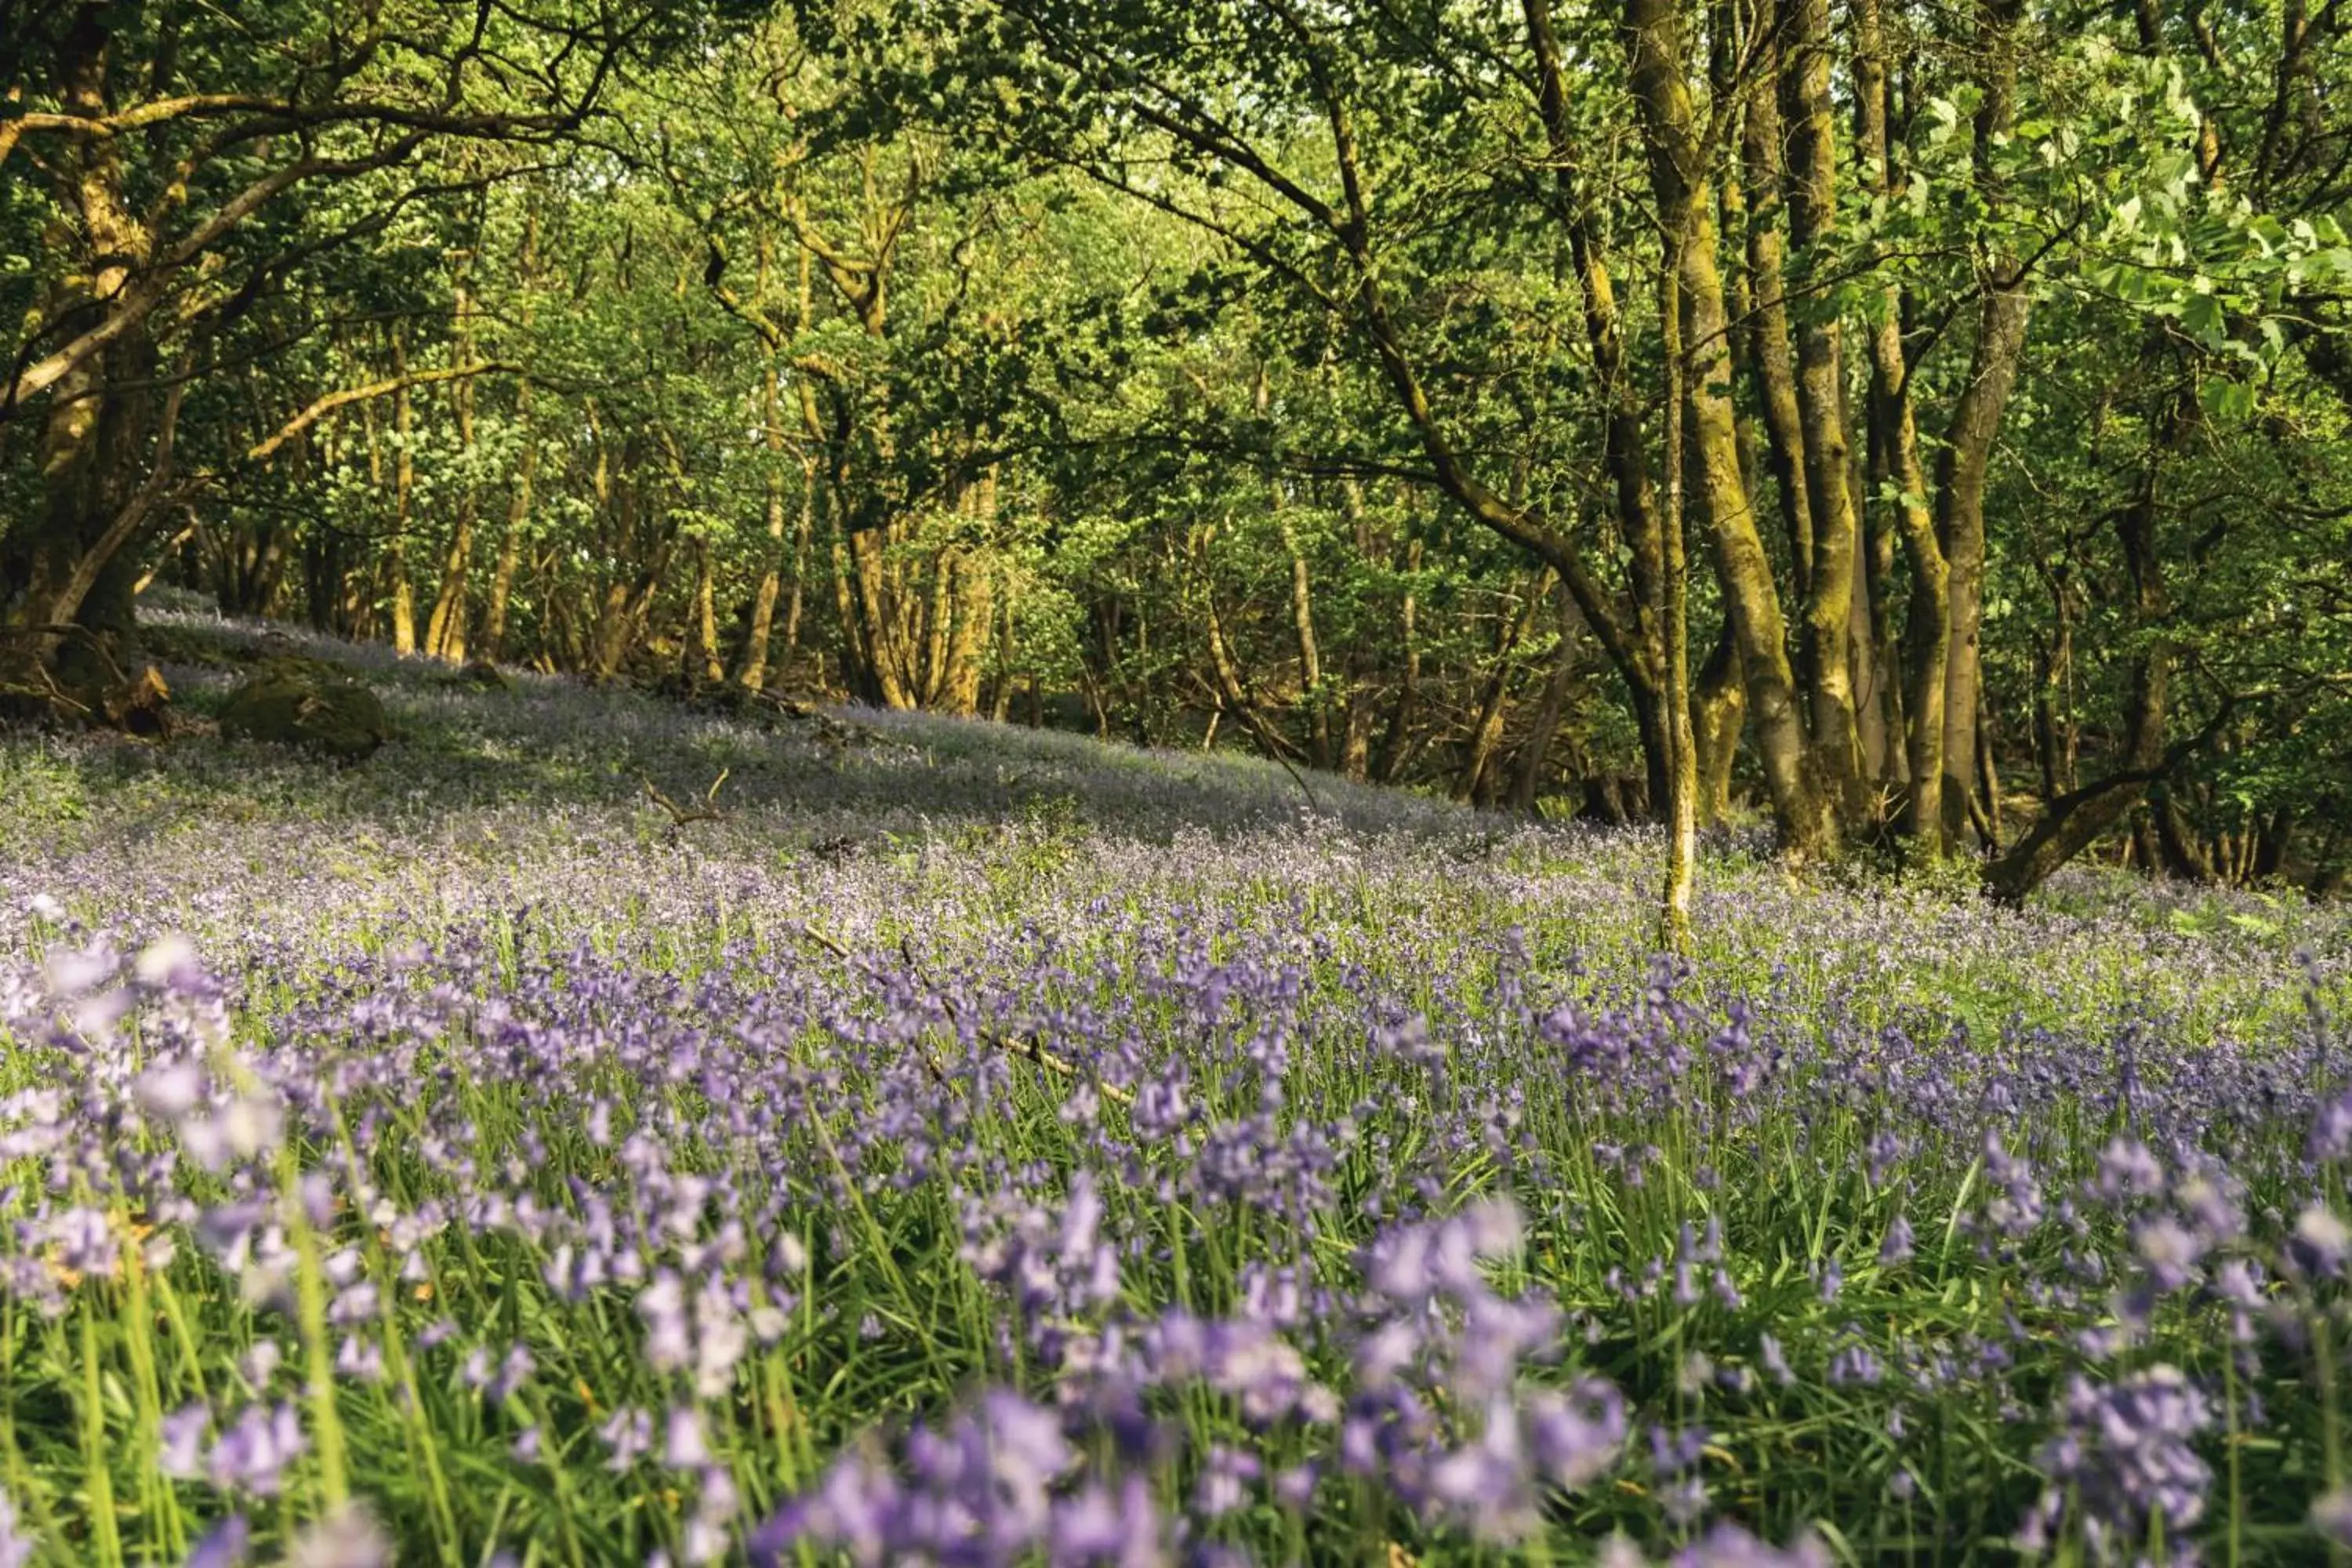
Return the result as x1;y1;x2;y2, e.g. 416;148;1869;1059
1522;0;1677;811
846;521;913;707
782;456;815;667
1693;619;1747;826
1854;0;1950;844
1938;0;2034;846
1780;0;1867;820
691;532;722;686
735;358;792;691
830;525;867;700
1456;574;1548;804
424;464;474;661
1200;548;1297;762
388;329;417;657
482;382;533;663
1374;537;1423;783
1660;216;1700;949
1975;697;2005;848
1625;0;1834;859
1338;476;1377;781
1287;531;1332;768
1848;464;1889;789
424;272;477;662
991;582;1019;722
1511;589;1581;812
939;547;994;717
1736;0;1816;597
2031;570;2077;800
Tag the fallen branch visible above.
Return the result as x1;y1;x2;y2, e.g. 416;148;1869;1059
641;768;729;828
1266;746;1322;813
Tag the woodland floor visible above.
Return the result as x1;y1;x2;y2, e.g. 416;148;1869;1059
0;607;2347;1566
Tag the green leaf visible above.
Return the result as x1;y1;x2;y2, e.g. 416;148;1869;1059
2180;289;2227;347
2198;379;2255;423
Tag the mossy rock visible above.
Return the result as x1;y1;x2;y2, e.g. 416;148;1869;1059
219;668;388;760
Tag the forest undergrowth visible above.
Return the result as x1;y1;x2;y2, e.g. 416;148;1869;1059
2;613;2349;1566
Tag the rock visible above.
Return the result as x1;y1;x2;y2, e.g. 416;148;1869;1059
219;666;388;760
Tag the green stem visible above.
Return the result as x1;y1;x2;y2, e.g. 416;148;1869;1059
78;1296;125;1568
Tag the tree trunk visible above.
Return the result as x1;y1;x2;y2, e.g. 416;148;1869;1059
424;471;474;661
2031;570;2078;801
782;457;815;669
5;9;161;681
1853;0;1951;845
1455;575;1548;804
482;382;534;663
1937;0;2034;847
1287;530;1332;768
735;359;792;691
691;532;723;686
1625;0;1835;860
939;550;993;716
1511;590;1581;812
990;582;1020;722
388;330;417;657
1780;0;1867;821
1374;536;1423;783
845;521;914;707
1693;618;1747;826
1659;215;1700;949
1736;0;1817;598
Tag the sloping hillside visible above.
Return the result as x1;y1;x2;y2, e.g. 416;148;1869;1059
1;614;2348;1566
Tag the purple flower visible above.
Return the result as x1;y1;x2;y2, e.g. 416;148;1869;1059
1670;1523;1831;1566
207;1404;304;1497
750;1388;1090;1566
2132;1216;2204;1291
160;1402;211;1479
1192;1445;1259;1517
1047;1474;1163;1566
2028;1365;2212;1555
183;1513;249;1568
1527;1379;1628;1488
49;1207;118;1281
2310;1094;2352;1162
2095;1138;2165;1201
2313;1486;2352;1548
0;1489;30;1568
665;1406;710;1468
285;1504;394;1568
2292;1206;2350;1277
600;1406;654;1472
136;1060;208;1120
1878;1215;1915;1269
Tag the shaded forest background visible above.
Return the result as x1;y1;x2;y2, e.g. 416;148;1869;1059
5;0;2352;898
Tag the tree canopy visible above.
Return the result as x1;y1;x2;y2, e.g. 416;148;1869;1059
5;0;2350;898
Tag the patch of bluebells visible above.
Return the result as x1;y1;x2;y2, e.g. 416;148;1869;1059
1;626;2350;1564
